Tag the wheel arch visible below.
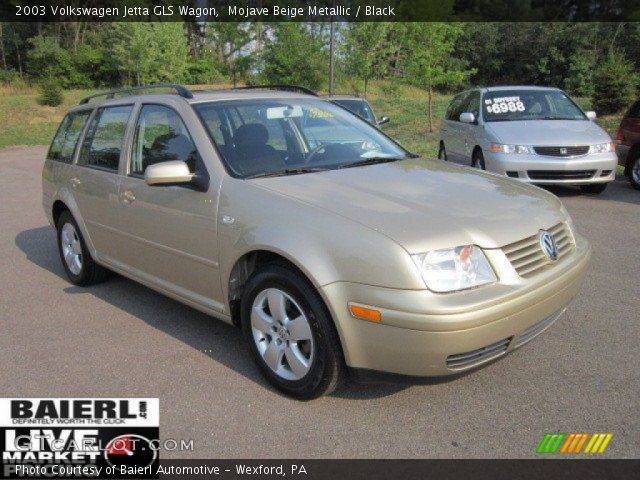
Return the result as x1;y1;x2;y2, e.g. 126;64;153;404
226;248;323;328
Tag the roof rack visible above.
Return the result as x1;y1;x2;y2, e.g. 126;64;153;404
79;84;193;105
234;85;319;97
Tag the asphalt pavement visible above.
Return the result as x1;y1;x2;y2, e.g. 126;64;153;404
1;146;638;458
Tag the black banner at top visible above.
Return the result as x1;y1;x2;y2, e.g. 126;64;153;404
1;0;640;22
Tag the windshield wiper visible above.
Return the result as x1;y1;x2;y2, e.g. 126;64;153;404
540;116;580;120
245;167;329;179
336;156;407;170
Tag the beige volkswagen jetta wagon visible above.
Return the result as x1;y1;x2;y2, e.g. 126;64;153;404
42;84;591;399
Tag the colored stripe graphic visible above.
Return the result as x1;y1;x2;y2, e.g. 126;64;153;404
539;433;612;454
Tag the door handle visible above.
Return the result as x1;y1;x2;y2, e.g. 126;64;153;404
121;190;136;204
70;177;81;189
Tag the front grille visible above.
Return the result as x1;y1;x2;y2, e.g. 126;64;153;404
527;170;596;180
534;146;590;157
513;309;564;349
446;337;512;370
600;170;612;177
502;223;574;278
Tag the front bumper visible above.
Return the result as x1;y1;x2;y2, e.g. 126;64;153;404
321;236;591;377
485;151;617;184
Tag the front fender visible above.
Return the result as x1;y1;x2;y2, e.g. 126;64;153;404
218;179;424;302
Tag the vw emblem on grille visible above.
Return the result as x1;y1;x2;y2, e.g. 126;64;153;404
559;147;568;155
539;231;559;261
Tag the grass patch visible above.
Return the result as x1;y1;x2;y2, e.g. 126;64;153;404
0;83;623;156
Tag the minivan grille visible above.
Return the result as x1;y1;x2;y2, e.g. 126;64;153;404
446;337;512;370
527;170;596;180
534;146;590;157
502;223;574;278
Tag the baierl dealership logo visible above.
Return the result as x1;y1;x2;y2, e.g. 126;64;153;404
1;398;160;479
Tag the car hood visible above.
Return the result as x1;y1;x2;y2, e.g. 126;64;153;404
486;119;611;145
250;159;564;253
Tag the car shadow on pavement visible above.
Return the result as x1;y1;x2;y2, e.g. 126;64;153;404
16;226;411;400
542;179;640;205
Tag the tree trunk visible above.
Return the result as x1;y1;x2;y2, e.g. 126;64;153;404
0;23;7;70
428;85;433;133
13;35;22;76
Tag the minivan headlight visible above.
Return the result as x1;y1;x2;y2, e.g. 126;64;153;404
589;142;615;154
488;143;534;154
411;246;497;293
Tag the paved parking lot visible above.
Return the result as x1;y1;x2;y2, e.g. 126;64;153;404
1;146;638;458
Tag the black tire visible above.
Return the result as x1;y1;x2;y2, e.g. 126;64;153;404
438;143;447;161
56;210;109;286
240;262;345;400
628;155;640;190
472;149;486;170
579;183;608;195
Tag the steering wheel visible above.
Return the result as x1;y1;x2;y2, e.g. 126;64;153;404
304;144;329;165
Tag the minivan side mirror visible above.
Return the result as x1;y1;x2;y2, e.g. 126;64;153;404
377;116;390;126
459;112;476;124
145;161;194;187
586;111;597;120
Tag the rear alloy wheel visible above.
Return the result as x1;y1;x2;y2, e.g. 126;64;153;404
629;155;640;190
56;210;108;286
241;263;345;399
472;149;486;170
438;143;447;161
580;183;608;195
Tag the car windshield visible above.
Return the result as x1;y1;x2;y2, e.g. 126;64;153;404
193;99;411;178
482;89;586;122
331;98;376;124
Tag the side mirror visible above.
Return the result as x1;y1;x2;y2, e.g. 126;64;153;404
377;116;390;126
586;111;597;120
460;112;476;124
145;161;194;187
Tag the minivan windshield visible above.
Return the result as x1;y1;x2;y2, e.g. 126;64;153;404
193;99;411;178
482;89;586;122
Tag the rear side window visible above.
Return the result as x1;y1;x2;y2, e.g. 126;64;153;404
130;104;199;175
78;105;133;171
629;101;640;118
47;111;91;163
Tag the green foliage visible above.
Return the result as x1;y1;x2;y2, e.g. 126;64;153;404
184;56;223;85
110;23;189;85
592;50;638;115
260;23;327;90
37;77;63;106
341;23;392;94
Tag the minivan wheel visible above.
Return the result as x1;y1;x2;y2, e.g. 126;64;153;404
472;149;486;170
579;183;608;195
240;263;345;400
438;143;447;161
56;210;108;286
629;156;640;190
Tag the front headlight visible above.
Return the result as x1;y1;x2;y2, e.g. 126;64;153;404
589;142;615;154
411;246;497;293
488;143;534;154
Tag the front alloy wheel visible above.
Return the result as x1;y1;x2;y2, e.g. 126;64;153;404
241;263;345;399
250;288;314;381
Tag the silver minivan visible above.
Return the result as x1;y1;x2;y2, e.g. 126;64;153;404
439;86;617;194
